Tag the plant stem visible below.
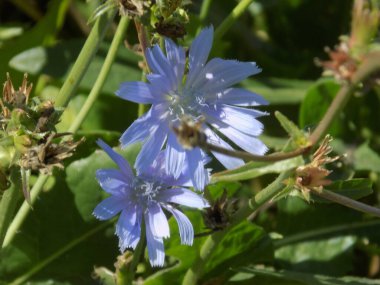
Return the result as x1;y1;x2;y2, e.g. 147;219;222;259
9;220;113;285
3;11;121;248
313;188;380;218
199;0;213;23
3;175;48;248
249;171;291;210
182;172;289;285
68;16;130;133
309;52;380;144
214;0;254;40
201;141;310;162
55;9;116;108
0;169;21;247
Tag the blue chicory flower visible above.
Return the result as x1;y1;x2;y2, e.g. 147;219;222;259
117;26;268;191
93;139;209;267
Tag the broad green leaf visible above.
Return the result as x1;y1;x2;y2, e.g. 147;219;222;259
241;78;313;105
202;222;273;281
0;0;70;81
312;179;373;203
66;143;141;222
211;156;304;182
0;173;118;284
299;80;342;134
9;47;47;74
353;143;380;173
236;266;380;285
275;236;357;276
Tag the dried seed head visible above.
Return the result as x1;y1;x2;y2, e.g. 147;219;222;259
118;0;150;17
19;134;84;175
172;116;206;149
294;135;341;202
316;42;358;82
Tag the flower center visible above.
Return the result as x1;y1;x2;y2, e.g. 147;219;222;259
133;178;164;206
167;88;209;123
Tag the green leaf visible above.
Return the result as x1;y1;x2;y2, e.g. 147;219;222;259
275;111;308;147
202;222;273;281
0;0;70;80
236;266;380;285
241;78;313;105
211;156;304;182
275;235;357;276
353;143;380;173
299;80;341;134
66;143;141;222
312;179;373;203
9;47;47;74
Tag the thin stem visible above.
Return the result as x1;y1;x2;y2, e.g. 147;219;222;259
68;16;130;133
199;0;213;23
182;172;289;285
127;228;145;285
9;220;113;285
309;52;380;144
202;141;310;162
214;0;254;40
313;188;380;218
3;175;48;248
55;9;116;108
0;169;21;247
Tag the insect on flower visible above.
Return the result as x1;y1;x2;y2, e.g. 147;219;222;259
117;27;268;191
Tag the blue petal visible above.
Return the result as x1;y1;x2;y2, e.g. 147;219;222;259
186;148;209;191
192;58;261;93
204;127;244;169
135;124;168;173
93;196;126;220
165;38;186;85
146;74;172;95
145;211;165;267
165;132;186;179
116;82;162;104
96;169;131;196
120;108;159;147
163;205;194;245
204;104;266;136
146;202;170;238
211;88;268;106
157;188;209;209
116;206;142;251
209;119;268;155
186;26;214;88
97;139;134;179
145;45;177;89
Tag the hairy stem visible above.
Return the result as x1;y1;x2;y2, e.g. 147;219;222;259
214;0;254;40
313;188;380;218
9;220;113;285
55;9;116;108
68;16;130;132
182;172;289;285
